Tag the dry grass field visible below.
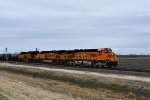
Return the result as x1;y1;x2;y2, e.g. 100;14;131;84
0;62;150;100
118;56;150;69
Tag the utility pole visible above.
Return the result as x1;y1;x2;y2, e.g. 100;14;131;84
5;47;7;53
5;47;8;61
35;48;39;51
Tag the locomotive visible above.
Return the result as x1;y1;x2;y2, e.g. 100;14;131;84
0;48;118;67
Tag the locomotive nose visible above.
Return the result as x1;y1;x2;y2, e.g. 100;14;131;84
107;52;113;57
108;52;117;61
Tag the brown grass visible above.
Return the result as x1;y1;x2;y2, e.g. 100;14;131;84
0;63;149;100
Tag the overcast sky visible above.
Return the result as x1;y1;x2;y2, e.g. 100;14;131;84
0;0;150;54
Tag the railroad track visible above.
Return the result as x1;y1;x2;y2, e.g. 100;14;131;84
1;61;150;77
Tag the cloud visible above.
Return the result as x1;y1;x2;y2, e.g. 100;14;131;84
0;0;149;54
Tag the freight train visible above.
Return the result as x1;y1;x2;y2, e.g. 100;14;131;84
0;48;118;67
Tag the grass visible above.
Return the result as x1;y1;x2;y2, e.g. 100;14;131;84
0;93;9;100
0;65;150;100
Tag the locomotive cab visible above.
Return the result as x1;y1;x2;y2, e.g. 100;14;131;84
98;48;118;67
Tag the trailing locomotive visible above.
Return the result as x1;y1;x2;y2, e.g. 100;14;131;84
0;48;118;67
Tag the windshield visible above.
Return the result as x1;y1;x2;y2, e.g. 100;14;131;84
104;49;112;53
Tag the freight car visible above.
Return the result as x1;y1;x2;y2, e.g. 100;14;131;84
17;48;118;67
0;53;11;61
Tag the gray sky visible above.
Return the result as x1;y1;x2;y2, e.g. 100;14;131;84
0;0;150;54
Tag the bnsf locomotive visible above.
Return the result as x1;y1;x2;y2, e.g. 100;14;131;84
0;48;118;67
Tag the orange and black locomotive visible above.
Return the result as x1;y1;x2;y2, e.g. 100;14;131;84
16;48;118;67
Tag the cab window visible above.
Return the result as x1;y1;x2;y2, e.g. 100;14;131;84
104;49;112;53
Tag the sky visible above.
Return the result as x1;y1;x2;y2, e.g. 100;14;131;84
0;0;150;54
